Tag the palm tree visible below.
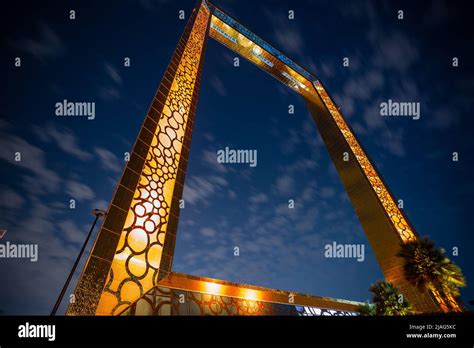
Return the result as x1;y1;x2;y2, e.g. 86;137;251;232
357;302;376;316
397;237;466;309
369;281;412;316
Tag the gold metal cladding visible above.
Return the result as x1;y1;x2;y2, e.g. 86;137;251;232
158;273;363;311
312;81;416;244
94;3;210;315
67;0;460;316
119;272;364;315
209;15;317;101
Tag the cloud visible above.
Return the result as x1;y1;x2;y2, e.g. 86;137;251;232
104;62;123;85
97;62;123;101
285;157;319;174
98;86;120;101
363;101;384;130
200;227;217;238
93;147;122;173
333;94;355;117
262;8;305;57
0;130;60;193
183;175;228;205
33;124;92;161
377;128;405;157
319;186;335;199
202;149;228;173
319;62;336;78
301;180;318;203
373;32;420;71
209;75;227;97
66;180;95;201
429;105;459;129
342;70;384;102
12;23;65;62
294;206;320;233
281;120;322;157
0;196;85;314
57;219;86;245
275;174;294;195
273;26;304;57
90;199;109;211
0;187;25;209
249;193;268;204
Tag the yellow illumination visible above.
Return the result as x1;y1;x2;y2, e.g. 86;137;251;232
204;282;222;295
241;289;259;301
252;45;262;55
313;81;416;243
209;14;317;102
94;2;211;315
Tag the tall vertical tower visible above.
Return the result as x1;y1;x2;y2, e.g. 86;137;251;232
68;1;211;315
67;0;460;315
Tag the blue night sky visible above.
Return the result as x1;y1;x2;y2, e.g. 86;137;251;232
0;0;473;315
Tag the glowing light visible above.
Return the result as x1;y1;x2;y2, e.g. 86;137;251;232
93;2;211;315
204;282;222;295
313;80;416;243
241;289;259;301
252;45;262;55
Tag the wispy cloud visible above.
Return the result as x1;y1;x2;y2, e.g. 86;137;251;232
275;174;294;195
57;219;86;245
93;147;122;173
201;149;229;173
0;195;88;314
66;180;95;201
104;62;123;85
429;105;460;130
262;7;305;57
200;227;217;238
0;128;60;193
209;75;227;97
98;86;120;101
249;193;268;204
183;175;228;205
33;123;92;161
0;187;25;209
373;32;420;72
90;199;109;211
97;61;123;101
12;23;65;62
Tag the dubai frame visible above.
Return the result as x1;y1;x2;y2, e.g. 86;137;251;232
67;0;461;315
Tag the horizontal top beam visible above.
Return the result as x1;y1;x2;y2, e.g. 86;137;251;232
205;0;316;82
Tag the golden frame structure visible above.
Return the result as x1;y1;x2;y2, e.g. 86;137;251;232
67;0;460;315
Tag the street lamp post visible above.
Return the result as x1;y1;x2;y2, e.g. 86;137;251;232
51;208;107;316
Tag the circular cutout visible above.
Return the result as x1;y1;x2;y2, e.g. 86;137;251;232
127;228;149;253
159;133;171;148
147;244;163;269
144;220;155;233
134;204;146;217
120;280;141;303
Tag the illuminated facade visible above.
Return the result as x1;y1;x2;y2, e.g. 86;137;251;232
120;273;361;316
67;0;461;315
